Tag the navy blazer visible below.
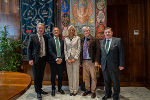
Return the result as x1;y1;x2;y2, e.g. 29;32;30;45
47;37;65;64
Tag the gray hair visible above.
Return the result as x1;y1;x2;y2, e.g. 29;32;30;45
67;25;77;36
36;23;45;28
82;26;90;32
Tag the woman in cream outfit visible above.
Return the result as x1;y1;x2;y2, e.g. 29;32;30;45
64;25;81;96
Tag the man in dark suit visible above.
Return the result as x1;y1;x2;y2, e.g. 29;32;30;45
27;23;48;100
48;27;65;96
100;27;125;100
80;26;100;98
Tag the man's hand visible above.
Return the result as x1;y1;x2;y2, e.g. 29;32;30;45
80;64;82;67
29;60;34;66
99;65;101;68
95;61;98;66
119;66;124;70
56;58;62;64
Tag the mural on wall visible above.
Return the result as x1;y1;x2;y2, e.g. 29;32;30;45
61;0;70;38
21;0;54;58
21;0;106;58
70;0;96;37
69;0;106;38
96;0;106;39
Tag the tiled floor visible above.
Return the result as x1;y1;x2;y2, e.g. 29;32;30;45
17;85;150;100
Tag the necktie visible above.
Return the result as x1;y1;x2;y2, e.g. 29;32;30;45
83;38;87;59
39;35;43;57
105;40;110;54
56;38;61;57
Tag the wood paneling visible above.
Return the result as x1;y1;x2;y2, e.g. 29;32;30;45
107;0;146;85
128;1;146;84
107;0;144;5
0;0;20;39
107;5;130;83
146;0;150;87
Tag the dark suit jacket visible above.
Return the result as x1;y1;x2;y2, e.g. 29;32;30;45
80;35;100;64
47;37;65;64
27;34;48;64
100;37;125;71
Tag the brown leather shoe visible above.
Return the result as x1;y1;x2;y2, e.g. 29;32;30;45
91;93;96;98
82;91;89;96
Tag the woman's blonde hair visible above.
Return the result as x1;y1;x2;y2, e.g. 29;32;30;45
67;25;77;36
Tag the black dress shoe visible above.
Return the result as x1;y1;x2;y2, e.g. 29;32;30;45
37;93;42;99
41;90;48;94
102;95;111;100
113;97;119;100
58;89;65;94
82;90;90;96
51;90;55;96
70;93;74;96
73;93;77;96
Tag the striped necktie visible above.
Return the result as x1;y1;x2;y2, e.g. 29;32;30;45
39;35;44;57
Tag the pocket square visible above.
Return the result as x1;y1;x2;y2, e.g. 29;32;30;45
112;44;118;47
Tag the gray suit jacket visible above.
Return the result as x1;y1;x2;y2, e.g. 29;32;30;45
100;37;125;71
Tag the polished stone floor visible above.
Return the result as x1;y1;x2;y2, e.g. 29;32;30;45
17;85;150;100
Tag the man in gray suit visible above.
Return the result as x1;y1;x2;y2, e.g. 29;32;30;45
100;27;125;100
27;23;48;100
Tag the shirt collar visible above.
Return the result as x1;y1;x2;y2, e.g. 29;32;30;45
54;36;59;39
37;33;43;37
85;36;90;40
106;38;112;41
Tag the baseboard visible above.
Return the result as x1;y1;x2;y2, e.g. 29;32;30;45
145;82;150;90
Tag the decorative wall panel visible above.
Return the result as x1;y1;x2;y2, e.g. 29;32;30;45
96;0;106;39
61;0;70;38
70;0;96;37
21;0;54;58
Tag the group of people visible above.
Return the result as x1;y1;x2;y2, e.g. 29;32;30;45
27;23;125;100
